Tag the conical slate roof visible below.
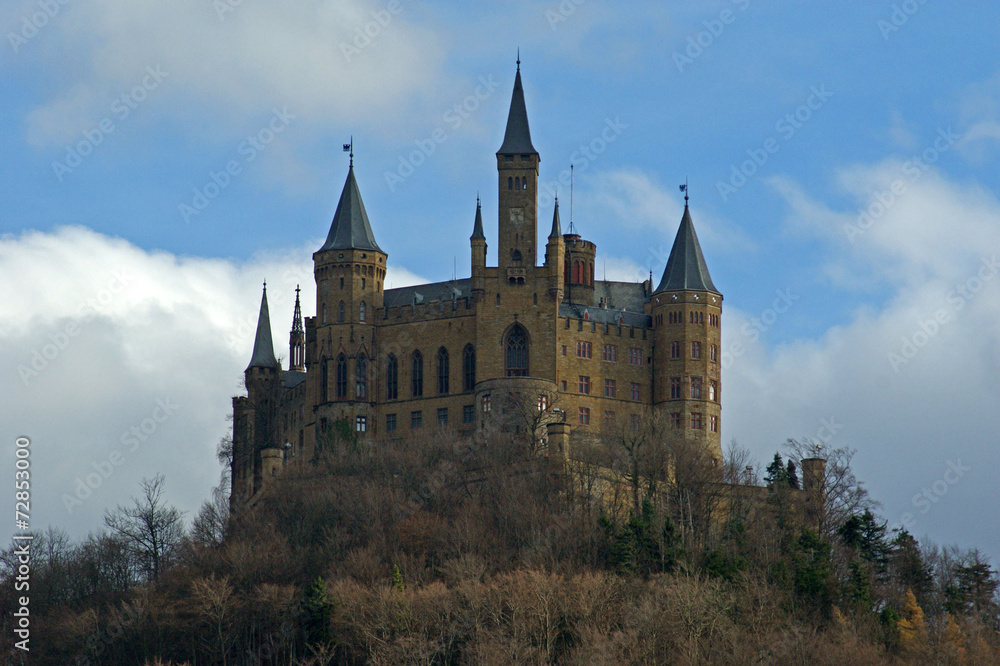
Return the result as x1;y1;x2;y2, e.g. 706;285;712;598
246;285;279;371
318;166;382;253
497;66;538;155
549;198;562;239
471;198;485;240
654;205;720;294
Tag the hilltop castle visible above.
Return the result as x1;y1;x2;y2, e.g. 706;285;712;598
230;63;724;506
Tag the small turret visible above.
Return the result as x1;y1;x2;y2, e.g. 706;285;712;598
471;196;487;298
544;199;565;301
246;282;279;373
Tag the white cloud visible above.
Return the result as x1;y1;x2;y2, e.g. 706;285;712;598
0;226;426;540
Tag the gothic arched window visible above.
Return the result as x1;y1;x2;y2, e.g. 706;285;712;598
411;350;423;397
356;354;367;398
437;347;449;394
359;301;366;322
321;358;328;402
463;344;476;392
338;301;345;323
386;354;398;400
335;354;348;399
508;177;513;190
504;324;529;377
515;176;521;189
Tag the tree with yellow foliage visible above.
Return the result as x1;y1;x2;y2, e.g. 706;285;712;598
897;589;927;657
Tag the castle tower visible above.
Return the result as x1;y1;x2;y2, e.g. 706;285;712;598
496;58;539;283
311;159;386;436
234;283;283;501
289;285;305;372
544;198;564;301
651;201;723;462
470;196;487;299
562;228;596;304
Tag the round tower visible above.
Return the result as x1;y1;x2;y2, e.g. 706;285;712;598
651;202;723;462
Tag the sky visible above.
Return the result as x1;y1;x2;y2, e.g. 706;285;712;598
2;1;999;560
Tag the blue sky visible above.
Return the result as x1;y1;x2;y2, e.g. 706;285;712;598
2;1;1000;560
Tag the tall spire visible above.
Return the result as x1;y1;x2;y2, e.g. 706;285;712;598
654;204;719;294
497;57;538;156
549;196;562;239
289;285;305;372
319;165;382;253
471;195;485;240
247;282;279;371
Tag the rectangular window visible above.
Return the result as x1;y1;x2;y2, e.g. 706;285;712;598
709;415;718;432
561;345;567;356
604;379;616;398
709;381;717;402
355;416;367;432
578;407;590;425
691;412;703;430
670;412;681;428
710;344;718;362
630;414;640;431
691;342;702;359
538;394;548;411
630;382;641;401
670;342;680;359
577;341;592;358
629;347;642;365
604;410;615;427
670;376;681;399
386;413;397;432
463;404;475;423
437;408;448;426
411;411;422;428
481;394;491;413
602;344;618;362
578;375;590;394
691;376;702;399
560;380;567;391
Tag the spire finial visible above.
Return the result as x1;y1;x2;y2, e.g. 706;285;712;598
263;279;267;291
295;284;300;299
516;48;520;71
680;178;689;206
343;137;354;168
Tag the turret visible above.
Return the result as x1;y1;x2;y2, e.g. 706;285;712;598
544;198;564;301
563;230;596;303
289;285;305;372
497;58;539;283
651;199;723;462
471;196;487;298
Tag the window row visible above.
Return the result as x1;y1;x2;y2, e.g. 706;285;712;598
322;300;368;324
386;345;477;400
385;405;476;432
669;412;718;432
654;311;720;328
578;376;643;401
669;341;718;361
569;343;642;365
668;376;719;401
507;176;529;190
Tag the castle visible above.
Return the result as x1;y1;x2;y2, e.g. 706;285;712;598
230;62;724;506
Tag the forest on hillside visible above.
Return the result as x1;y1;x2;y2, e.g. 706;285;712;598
2;417;999;665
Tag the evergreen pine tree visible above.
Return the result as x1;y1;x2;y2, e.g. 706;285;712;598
764;452;789;489
786;460;799;489
301;576;333;647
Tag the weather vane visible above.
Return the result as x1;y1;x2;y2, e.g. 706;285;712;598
343;136;353;167
679;178;689;205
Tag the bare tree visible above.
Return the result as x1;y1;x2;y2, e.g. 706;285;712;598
104;474;185;582
783;438;878;537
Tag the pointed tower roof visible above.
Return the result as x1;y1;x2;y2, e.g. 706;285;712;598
319;165;382;253
654;204;720;294
471;196;485;240
291;285;304;336
246;283;280;371
549;197;562;239
497;60;538;156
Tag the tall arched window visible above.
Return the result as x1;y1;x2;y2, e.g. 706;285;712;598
411;350;423;397
515;176;521;189
505;324;529;377
359;301;366;322
356;354;367;398
463;344;476;392
338;301;345;323
386;354;398;400
335;354;348;399
508;177;513;190
437;347;449;395
522;178;528;190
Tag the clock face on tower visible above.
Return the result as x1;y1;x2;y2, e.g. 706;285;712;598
509;208;524;227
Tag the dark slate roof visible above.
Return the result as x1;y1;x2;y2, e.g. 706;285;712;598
383;279;472;308
497;68;538;155
559;302;651;328
654;205;720;294
549;199;562;239
283;371;306;389
246;286;279;371
592;281;649;312
318;166;382;253
471;200;485;240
